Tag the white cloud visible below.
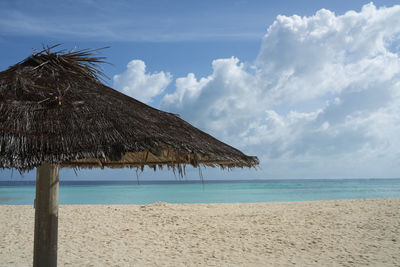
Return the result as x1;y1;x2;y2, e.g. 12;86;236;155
159;3;400;178
162;57;260;135
113;60;172;103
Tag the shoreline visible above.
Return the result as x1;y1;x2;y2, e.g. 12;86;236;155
1;198;399;266
2;196;400;206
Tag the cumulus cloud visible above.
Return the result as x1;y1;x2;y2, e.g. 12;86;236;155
113;60;172;103
162;57;260;136
159;3;400;178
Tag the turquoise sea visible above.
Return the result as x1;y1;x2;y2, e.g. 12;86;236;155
1;179;400;205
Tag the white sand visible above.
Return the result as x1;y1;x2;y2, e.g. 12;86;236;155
1;198;399;266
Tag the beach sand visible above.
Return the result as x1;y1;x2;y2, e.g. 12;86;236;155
1;198;399;266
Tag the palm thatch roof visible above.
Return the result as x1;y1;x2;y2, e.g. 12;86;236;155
0;46;259;174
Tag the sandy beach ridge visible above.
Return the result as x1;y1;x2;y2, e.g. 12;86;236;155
1;198;399;266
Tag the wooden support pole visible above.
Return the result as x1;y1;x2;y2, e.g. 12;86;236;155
33;163;60;267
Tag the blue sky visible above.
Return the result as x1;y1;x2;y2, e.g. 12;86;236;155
1;0;400;180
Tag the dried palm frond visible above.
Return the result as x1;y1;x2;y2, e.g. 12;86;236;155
0;45;259;173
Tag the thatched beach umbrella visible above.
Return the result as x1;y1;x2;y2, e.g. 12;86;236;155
0;46;258;266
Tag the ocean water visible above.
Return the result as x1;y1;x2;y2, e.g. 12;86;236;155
0;179;400;205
